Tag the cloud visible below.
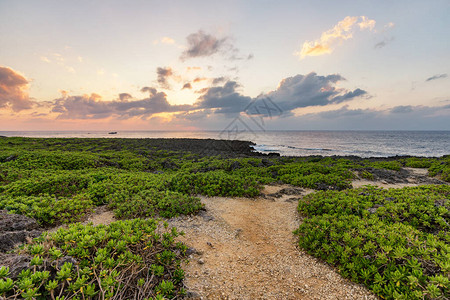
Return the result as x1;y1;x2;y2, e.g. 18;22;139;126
195;81;252;115
191;72;367;118
384;22;395;29
181;83;192;90
390;105;413;113
40;53;77;73
180;30;228;60
374;37;394;49
0;66;34;111
153;37;175;45
295;16;376;59
301;104;450;129
193;77;207;83
156;67;175;89
51;89;190;119
186;66;202;71
212;77;227;85
119;93;132;101
426;73;448;82
259;104;449;131
267;72;368;111
38;70;368;124
140;86;157;95
358;16;376;30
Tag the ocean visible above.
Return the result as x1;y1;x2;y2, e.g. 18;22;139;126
1;131;449;158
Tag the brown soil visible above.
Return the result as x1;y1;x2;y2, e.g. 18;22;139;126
84;205;116;226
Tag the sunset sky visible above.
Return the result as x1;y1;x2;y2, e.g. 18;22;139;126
1;0;449;131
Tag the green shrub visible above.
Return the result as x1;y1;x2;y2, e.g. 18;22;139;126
276;162;353;190
168;170;261;197
108;189;204;219
0;194;94;225
403;158;436;168
429;157;450;182
296;185;450;299
0;219;187;299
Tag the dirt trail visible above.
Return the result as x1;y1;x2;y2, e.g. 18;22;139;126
169;186;377;300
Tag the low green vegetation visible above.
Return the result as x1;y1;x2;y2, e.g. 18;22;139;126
0;218;187;299
295;185;450;299
402;156;450;182
428;157;450;182
0;137;449;299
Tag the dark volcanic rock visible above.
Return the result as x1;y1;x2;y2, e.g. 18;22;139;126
268;187;304;198
0;210;40;231
258;159;275;167
356;166;446;185
0;253;78;279
161;159;179;170
229;161;242;170
435;199;448;208
3;155;18;162
0;254;33;278
198;210;215;222
57;256;78;269
267;152;281;157
315;183;337;191
278;187;304;195
0;210;42;253
0;230;42;252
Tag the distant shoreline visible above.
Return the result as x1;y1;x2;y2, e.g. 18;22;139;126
1;135;449;160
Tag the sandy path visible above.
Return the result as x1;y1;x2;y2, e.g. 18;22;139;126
169;186;377;300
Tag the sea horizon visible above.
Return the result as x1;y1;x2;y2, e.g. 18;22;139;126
2;130;449;158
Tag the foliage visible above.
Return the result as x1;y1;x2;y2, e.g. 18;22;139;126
108;188;204;219
402;157;436;169
0;218;187;299
295;185;450;299
429;156;450;182
275;160;354;190
168;170;261;197
0;194;93;225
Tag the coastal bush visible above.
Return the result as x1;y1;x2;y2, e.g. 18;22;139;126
85;171;169;205
403;157;436;169
0;194;94;225
295;185;450;299
2;150;98;170
168;170;261;197
429;157;450;182
0;167;24;185
1;171;92;197
276;162;354;190
0;219;188;299
108;189;203;219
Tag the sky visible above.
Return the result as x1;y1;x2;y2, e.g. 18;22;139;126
0;0;449;131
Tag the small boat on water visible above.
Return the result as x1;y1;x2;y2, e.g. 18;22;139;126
108;132;117;135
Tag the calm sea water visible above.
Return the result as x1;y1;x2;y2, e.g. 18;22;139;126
1;131;449;158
